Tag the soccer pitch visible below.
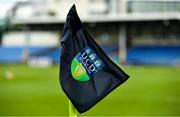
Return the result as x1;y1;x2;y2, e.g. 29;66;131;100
0;64;180;116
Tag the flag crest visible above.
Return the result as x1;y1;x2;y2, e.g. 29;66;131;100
60;4;129;113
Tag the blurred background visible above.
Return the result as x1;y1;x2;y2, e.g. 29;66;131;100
0;0;180;116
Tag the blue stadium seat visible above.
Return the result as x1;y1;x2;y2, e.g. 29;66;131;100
0;46;180;65
0;47;23;63
127;46;180;65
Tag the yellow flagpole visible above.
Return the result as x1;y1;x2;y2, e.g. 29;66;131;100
69;100;77;117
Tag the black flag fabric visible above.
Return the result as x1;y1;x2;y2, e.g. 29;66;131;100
60;4;129;113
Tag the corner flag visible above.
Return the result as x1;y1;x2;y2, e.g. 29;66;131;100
59;4;129;113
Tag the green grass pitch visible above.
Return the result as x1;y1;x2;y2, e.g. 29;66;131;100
0;64;180;116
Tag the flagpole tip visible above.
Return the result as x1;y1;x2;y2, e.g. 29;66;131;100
71;4;76;9
68;4;77;16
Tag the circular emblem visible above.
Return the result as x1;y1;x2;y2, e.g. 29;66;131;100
71;58;90;81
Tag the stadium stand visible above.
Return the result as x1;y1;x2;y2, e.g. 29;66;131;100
0;47;59;64
127;46;180;65
0;46;180;65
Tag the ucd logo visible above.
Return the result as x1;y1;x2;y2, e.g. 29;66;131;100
71;47;104;82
